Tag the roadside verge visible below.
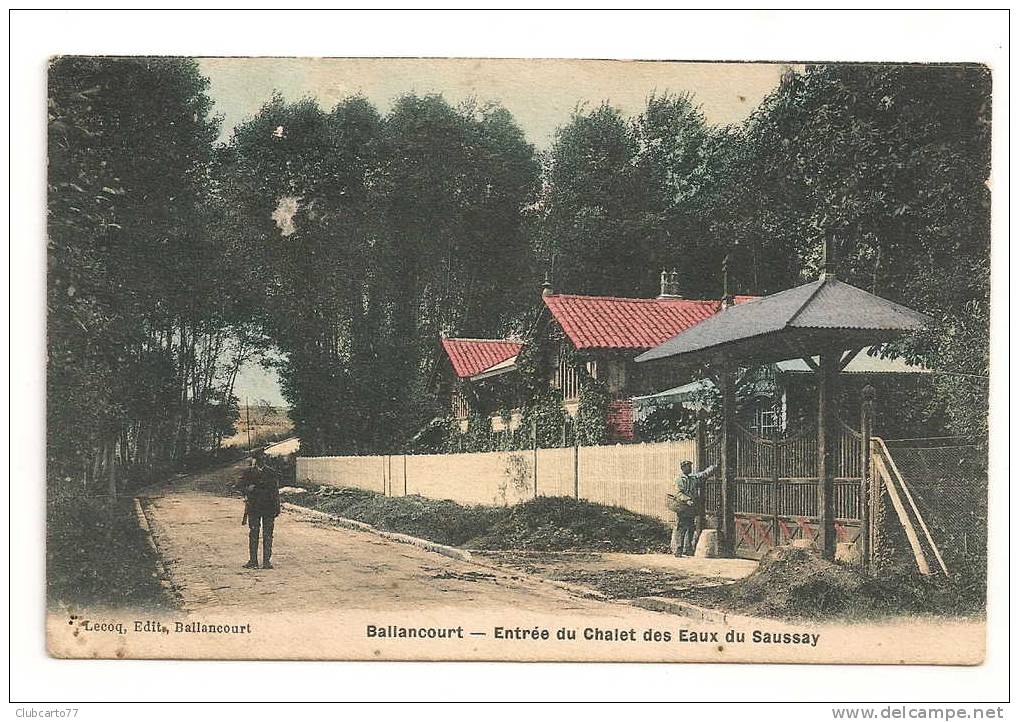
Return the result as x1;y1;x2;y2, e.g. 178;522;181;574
282;502;744;622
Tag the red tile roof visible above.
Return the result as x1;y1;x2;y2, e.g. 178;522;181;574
441;337;523;379
543;294;756;351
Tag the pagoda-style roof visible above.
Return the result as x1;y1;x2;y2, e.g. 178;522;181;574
636;277;931;367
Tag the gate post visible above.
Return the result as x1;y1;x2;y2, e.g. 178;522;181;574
771;441;781;551
719;363;737;558
859;385;875;569
695;412;708;532
817;354;839;560
695;412;705;467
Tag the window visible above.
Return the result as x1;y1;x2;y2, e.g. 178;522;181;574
451;390;470;420
755;407;780;436
750;397;784;437
553;353;581;401
606;359;627;393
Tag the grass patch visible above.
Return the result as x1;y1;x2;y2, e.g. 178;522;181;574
47;489;174;610
285;484;670;553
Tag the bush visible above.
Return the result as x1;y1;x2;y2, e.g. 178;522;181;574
634;404;699;442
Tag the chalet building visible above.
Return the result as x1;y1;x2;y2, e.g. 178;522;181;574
440;337;523;432
440;272;753;441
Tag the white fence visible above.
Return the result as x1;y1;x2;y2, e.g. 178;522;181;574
296;439;698;524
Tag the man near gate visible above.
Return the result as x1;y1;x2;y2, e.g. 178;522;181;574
241;451;281;569
670;459;717;556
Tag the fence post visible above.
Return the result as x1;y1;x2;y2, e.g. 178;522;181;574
403;454;408;496
532;419;538;498
573;437;580;499
860;385;875;569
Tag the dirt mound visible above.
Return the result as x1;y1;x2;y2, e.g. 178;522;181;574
724;546;878;617
288;486;503;547
715;545;985;620
285;486;670;553
465;496;670;553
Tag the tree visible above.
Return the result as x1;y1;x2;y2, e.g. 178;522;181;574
224;92;539;454
700;64;991;435
537;103;651;296
372;95;539;444
631;92;727;297
223;93;382;455
537;95;724;300
48;57;228;492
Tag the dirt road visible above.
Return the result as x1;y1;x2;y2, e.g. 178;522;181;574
46;462;985;663
135;461;650;617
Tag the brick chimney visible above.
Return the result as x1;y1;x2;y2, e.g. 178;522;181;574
658;269;682;299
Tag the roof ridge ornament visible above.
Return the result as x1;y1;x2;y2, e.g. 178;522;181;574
821;235;837;281
721;251;735;309
541;270;554;297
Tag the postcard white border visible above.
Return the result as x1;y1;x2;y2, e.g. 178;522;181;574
7;7;1011;711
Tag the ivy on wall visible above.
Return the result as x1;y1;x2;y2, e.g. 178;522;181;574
463;410;499;452
575;375;609;446
520;386;570;448
442;310;616;453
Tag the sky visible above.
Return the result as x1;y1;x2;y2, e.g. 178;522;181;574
213;58;792;407
198;58;792;148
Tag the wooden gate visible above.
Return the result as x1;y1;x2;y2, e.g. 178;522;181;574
699;420;864;560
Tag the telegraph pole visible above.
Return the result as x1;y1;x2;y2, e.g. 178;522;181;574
245;396;252;451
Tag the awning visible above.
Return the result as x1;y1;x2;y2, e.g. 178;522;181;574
470;354;518;381
632;378;715;407
631;346;929;418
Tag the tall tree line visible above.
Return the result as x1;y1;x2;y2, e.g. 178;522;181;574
47;59;990;489
538;65;990;436
48;57;240;495
220;93;539;455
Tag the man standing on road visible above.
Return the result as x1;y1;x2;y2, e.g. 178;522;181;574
670;460;717;557
241;452;281;569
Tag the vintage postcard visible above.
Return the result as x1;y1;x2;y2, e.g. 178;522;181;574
45;56;990;664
